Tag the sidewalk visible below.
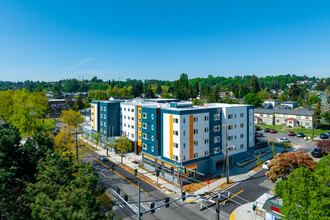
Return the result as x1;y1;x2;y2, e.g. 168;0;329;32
229;202;263;220
80;137;182;196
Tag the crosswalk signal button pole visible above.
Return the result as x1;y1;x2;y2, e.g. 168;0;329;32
150;202;155;213
165;198;170;208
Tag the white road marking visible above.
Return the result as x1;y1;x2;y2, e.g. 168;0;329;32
99;172;106;177
141;203;149;211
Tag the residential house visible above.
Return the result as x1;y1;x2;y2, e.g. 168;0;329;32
280;101;298;109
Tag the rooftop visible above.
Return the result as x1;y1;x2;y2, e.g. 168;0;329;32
255;108;314;116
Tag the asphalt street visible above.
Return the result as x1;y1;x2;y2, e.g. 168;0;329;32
82;151;207;220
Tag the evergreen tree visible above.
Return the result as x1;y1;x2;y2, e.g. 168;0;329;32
250;75;260;94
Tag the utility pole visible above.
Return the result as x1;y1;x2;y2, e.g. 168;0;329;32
312;114;315;141
75;131;78;163
138;182;141;220
225;124;229;184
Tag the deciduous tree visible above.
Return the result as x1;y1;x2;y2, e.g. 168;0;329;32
243;93;262;107
265;151;316;182
61;109;84;128
113;136;132;163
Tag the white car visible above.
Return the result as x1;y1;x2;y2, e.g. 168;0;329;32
262;160;270;170
277;137;290;143
98;155;107;162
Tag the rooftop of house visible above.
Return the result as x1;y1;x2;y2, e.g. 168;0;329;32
281;100;298;104
255;108;314;116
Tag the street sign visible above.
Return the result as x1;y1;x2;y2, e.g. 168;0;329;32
207;180;211;185
178;168;184;172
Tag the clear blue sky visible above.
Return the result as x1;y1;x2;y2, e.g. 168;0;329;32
1;0;330;81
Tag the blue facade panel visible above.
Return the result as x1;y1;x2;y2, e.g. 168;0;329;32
141;107;161;157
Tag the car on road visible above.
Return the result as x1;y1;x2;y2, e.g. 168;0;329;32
255;126;261;131
269;129;277;133
320;133;329;139
55;127;60;133
255;132;263;137
287;131;295;136
277;137;290;143
264;128;270;132
311;147;328;158
297;132;305;138
262;160;270;170
98;155;107;161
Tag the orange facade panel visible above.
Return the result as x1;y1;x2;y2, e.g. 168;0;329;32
189;114;194;159
93;104;96;130
137;106;142;147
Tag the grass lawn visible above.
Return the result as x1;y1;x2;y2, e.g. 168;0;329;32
258;124;286;132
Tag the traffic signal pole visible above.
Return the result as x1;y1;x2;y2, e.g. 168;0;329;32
138;182;141;220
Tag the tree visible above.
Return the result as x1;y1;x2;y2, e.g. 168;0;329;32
321;110;330;126
314;102;322;127
288;83;302;101
243;93;262;107
61;109;84;128
92;131;102;147
74;93;84;111
113;136;132;163
26;150;109;219
250;75;260;94
275;156;330;219
256;152;261;165
315;140;330;153
306;94;320;106
265;151;316;182
0;126;54;219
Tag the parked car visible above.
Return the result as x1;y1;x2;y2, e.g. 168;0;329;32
264;128;270;132
98;155;107;161
287;131;295;136
255;132;263;137
297;132;305;138
255;126;261;131
277;137;290;143
311;148;328;158
320;133;329;139
269;129;277;133
325;131;330;136
262;160;270;170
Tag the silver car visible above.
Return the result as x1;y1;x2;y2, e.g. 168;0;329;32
277;137;290;143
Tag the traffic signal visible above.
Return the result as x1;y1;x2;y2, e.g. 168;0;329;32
170;167;174;174
116;187;120;195
182;191;186;201
156;169;160;176
112;164;115;171
124;194;128;202
165;198;170;208
150;202;155;213
134;169;138;176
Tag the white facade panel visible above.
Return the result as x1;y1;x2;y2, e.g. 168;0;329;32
120;103;137;142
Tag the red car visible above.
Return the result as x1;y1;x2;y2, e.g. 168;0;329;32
287;131;295;136
269;129;277;133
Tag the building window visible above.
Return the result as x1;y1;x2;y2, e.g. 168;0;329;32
124;116;126;119
193;141;198;146
138;109;141;114
101;114;103;119
306;122;310;126
124;108;126;111
132;109;134;112
101;129;103;133
183;118;186;123
228;125;233;130
240;144;244;149
104;114;106;119
214;147;220;154
138;135;141;140
183;131;186;136
214;114;220;120
143;123;147;129
173;118;178;123
173;130;178;136
193;129;198;134
101;106;103;111
173;143;178;148
151;136;154;141
204;139;209;144
124;123;126;127
240;113;243;117
240;134;244;138
142;144;147;150
183;143;186;148
128;124;130;128
143;133;147;140
151;114;154;120
228;114;233;119
131;125;134;129
240;123;244;128
138;127;141;132
151;125;154;130
101;121;103;126
138;118;141;123
194;153;198;158
143;113;147;119
128;116;130;120
128;108;130;112
151;146;154;152
228;136;233;141
131;134;134;138
194;117;198;122
204;116;209;121
205;127;209;132
213;125;220;131
173;155;179;161
132;117;134;120
214;136;220;143
205;150;209;155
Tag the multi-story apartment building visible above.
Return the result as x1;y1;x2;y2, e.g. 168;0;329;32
90;98;255;180
254;108;314;128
